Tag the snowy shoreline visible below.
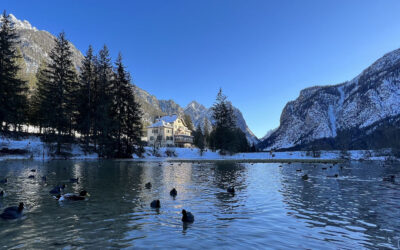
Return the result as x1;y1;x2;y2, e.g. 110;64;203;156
0;136;397;162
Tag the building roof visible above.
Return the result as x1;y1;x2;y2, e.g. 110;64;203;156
147;120;173;128
159;114;178;123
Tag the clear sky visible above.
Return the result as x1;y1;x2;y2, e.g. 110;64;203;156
3;0;400;138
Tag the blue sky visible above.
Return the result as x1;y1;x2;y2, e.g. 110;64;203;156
4;0;400;138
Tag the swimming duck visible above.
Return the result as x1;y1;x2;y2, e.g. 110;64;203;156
383;175;395;182
182;209;194;223
227;186;235;194
49;184;66;194
28;175;35;179
30;169;36;172
145;182;152;189
0;178;8;184
302;174;309;180
56;190;90;201
150;200;161;208
322;167;327;170
0;202;24;220
69;178;79;183
327;174;339;178
296;169;302;172
170;188;177;197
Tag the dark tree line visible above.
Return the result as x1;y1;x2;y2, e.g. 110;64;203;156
0;11;142;158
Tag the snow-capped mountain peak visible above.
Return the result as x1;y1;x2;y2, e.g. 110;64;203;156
1;13;38;31
259;47;400;150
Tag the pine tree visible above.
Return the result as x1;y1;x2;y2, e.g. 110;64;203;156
109;53;142;157
183;114;194;132
211;88;236;130
0;10;28;131
29;61;52;132
93;45;114;155
75;45;96;147
193;124;205;151
203;117;210;147
210;88;236;153
34;32;78;153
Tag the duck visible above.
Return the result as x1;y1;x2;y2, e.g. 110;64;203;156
0;202;24;220
322;167;327;170
56;190;90;201
145;182;152;189
0;178;8;184
170;188;177;197
30;169;36;172
150;200;161;208
28;175;35;179
227;186;235;194
383;175;395;182
49;184;66;194
327;174;339;178
302;174;309;180
296;169;302;172
69;178;79;183
182;209;194;223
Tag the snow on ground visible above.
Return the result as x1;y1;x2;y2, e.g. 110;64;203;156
0;136;395;161
0;136;97;160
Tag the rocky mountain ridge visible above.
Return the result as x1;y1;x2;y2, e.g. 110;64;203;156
259;47;400;150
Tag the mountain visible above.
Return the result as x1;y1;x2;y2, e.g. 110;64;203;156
1;14;83;74
4;13;259;144
184;101;259;145
259;48;400;150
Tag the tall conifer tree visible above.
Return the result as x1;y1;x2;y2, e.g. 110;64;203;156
0;10;27;131
35;32;77;153
75;45;96;147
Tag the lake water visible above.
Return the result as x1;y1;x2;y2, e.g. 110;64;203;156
0;160;399;249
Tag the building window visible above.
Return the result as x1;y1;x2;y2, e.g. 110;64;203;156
152;129;158;134
150;136;154;141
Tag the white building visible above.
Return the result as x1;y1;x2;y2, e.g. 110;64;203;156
147;114;193;148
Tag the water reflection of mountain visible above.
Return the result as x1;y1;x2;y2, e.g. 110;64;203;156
279;161;400;248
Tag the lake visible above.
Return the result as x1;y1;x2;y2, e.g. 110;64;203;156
0;160;399;249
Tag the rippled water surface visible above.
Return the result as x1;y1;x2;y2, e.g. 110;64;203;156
0;160;399;249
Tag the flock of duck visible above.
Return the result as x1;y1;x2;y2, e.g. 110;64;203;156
0;171;90;220
0;167;236;223
287;163;396;183
0;161;396;222
145;182;235;223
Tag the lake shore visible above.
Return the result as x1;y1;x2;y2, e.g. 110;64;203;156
0;136;398;162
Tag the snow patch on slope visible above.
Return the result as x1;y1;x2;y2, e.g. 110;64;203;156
328;105;337;137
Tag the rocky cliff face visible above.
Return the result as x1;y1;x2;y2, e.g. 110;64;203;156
260;48;400;150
